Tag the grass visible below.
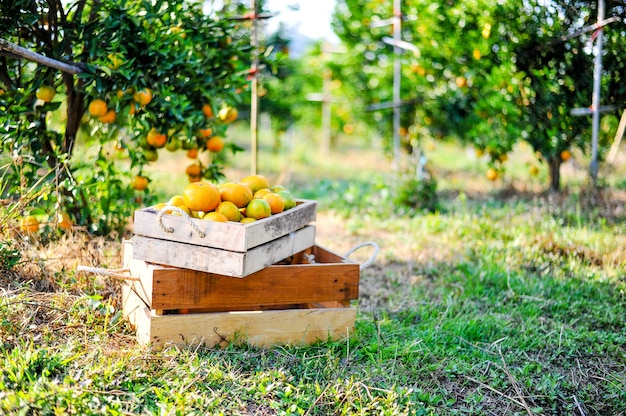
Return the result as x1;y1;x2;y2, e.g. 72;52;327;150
2;134;626;415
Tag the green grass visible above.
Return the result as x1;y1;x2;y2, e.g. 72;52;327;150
2;137;626;415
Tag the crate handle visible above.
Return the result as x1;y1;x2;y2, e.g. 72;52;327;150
344;241;380;270
157;205;206;238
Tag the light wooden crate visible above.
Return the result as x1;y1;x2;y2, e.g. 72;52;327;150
121;241;359;348
132;200;317;277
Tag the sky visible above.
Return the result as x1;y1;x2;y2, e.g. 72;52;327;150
264;0;338;43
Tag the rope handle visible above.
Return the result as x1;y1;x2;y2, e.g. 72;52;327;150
76;265;140;281
344;241;380;270
156;205;206;238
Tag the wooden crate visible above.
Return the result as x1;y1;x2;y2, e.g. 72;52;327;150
132;200;317;277
133;199;317;252
121;241;359;348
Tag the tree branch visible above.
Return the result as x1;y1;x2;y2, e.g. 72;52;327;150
0;38;85;75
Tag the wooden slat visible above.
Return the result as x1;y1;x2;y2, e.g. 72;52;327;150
148;307;357;348
133;199;316;252
132;225;315;277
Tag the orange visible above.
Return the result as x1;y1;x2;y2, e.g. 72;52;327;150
263;192;285;214
240;217;256;224
185;163;202;177
56;212;73;230
133;88;153;106
128;103;138;115
20;215;40;233
147;128;167;148
143;148;159;162
206;136;225;152
216;201;242;222
202;103;214;118
88;99;108;117
253;188;271;199
197;128;213;138
182;182;221;212
36;85;56;102
529;165;540;176
220;182;253;208
188;174;201;183
202;212;228;222
218;106;238;123
167;195;186;207
98;109;116;124
561;150;572;161
486;168;498;181
277;190;297;210
131;175;149;190
241;174;270;194
245;198;271;220
187;148;199;159
165;136;182;151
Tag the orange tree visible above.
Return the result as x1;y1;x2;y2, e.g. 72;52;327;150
333;0;626;191
0;0;251;234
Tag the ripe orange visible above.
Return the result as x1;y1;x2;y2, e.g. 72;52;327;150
133;88;153;106
202;212;228;222
241;174;270;194
561;150;572;161
218;106;238;123
185;163;202;177
263;192;285;214
253;188;272;199
187;148;199;159
147;128;167;148
56;212;73;230
167;195;186;207
240;217;256;224
98;109;116;124
529;165;540;176
88;99;108;117
202;103;214;118
36;85;56;102
197;128;213;139
206;136;225;152
216;201;242;222
277;190;297;210
183;182;221;212
131;175;149;190
245;198;271;220
20;215;40;233
220;182;253;208
486;168;499;181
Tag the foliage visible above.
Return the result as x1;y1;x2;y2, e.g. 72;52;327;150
332;0;626;190
0;0;252;234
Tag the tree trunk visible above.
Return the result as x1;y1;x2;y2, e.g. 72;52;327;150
548;156;561;192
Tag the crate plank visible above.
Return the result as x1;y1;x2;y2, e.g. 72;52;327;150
133;199;316;252
148;307;356;348
132;225;315;277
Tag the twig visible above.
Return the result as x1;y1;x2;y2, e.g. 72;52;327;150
497;346;535;416
572;395;587;416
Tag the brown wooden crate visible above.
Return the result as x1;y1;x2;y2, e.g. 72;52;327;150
133;199;316;252
122;241;359;313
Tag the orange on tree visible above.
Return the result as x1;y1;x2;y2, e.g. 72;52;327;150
187;148;199;159
165;136;182;151
185;163;202;177
143;148;159;162
529;165;540;176
98;109;116;124
263;192;285;214
486;168;499;181
220;182;253;208
245;198;271;220
218;105;238;123
88;99;108;117
241;174;270;194
36;85;56;102
147;128;167;148
206;136;224;152
182;181;221;212
56;212;73;230
202;103;214;118
133;88;153;107
131;175;149;191
561;150;572;161
197;128;213;139
20;215;40;233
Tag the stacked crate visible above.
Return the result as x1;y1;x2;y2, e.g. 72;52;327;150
122;200;361;349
